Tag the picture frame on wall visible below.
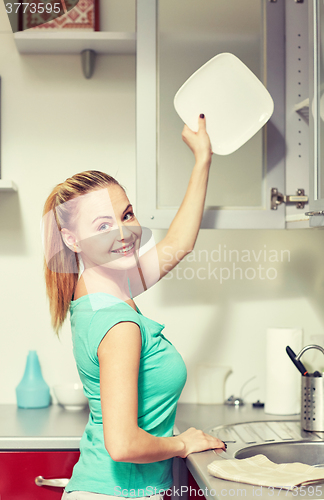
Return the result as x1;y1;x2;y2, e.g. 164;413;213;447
18;0;100;32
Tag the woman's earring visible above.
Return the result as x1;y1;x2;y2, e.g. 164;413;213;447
73;243;77;253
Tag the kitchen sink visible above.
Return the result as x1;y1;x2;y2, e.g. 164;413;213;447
235;441;324;467
206;420;324;467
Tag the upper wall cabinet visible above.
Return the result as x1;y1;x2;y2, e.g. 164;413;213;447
136;0;308;229
308;0;324;228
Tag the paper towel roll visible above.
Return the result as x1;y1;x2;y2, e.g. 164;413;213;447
265;328;303;415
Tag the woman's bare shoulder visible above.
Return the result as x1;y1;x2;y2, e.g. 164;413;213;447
73;276;138;312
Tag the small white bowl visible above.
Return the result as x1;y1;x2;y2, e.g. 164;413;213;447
53;383;88;411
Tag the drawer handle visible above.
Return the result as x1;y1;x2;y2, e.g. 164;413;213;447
35;476;69;488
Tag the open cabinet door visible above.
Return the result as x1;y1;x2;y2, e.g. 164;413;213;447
308;0;324;228
136;0;285;229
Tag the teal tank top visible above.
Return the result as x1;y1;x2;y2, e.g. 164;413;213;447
65;292;187;496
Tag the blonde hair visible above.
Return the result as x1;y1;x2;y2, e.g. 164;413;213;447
42;170;123;336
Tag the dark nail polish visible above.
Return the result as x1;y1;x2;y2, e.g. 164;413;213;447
200;113;205;119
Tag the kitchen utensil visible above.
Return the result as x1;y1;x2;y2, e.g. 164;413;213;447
295;344;324;431
286;345;308;376
195;363;232;404
174;53;274;155
53;383;88;411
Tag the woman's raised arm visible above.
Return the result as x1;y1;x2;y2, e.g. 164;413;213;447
156;114;212;278
126;114;212;296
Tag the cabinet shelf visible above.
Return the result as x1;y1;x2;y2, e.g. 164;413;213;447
14;31;136;55
0;180;17;192
294;98;309;123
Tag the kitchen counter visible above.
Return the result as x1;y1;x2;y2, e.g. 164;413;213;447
1;402;288;449
0;403;318;499
175;404;322;500
0;404;89;449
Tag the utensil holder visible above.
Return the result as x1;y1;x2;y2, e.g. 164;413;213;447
296;344;324;431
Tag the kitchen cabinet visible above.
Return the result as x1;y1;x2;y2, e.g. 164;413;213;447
7;0;312;225
307;0;324;227
0;404;307;500
136;0;311;229
0;450;79;499
0;405;185;500
0;405;87;499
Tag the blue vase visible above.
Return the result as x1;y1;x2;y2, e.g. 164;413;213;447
16;351;50;409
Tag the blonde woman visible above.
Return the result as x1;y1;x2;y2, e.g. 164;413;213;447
42;115;226;500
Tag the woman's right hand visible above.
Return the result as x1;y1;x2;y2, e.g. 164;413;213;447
175;427;226;458
181;115;213;167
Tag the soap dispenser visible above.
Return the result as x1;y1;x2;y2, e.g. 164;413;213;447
16;351;50;408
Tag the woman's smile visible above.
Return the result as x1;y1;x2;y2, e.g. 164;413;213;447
111;241;135;256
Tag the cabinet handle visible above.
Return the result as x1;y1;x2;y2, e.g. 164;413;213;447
35;475;69;488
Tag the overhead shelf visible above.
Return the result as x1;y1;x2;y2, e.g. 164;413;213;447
0;180;18;192
14;31;136;55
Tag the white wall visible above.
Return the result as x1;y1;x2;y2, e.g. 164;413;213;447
1;3;324;409
0;5;137;403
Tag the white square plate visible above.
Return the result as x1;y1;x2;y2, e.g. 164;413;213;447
174;53;274;156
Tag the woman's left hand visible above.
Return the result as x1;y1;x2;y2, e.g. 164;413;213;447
181;114;213;166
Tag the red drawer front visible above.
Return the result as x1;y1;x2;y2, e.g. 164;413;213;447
0;450;80;500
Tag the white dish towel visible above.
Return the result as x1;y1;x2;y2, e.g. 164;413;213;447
207;455;324;489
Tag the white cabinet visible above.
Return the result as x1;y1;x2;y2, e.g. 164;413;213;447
307;0;324;227
136;0;310;229
9;0;313;223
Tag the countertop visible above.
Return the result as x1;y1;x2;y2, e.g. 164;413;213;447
175;404;304;500
0;403;89;449
0;402;291;449
0;403;318;500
